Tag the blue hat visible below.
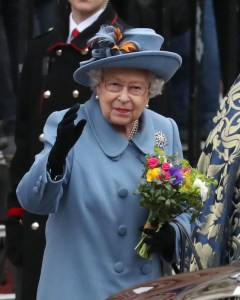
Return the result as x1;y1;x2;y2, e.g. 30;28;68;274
73;26;182;86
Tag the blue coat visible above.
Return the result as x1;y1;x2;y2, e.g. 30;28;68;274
17;95;191;300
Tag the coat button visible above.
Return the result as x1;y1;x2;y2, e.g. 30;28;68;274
114;262;124;273
39;133;44;142
36;180;41;188
43;90;51;99
36;177;42;187
117;225;127;236
33;187;39;194
31;222;39;230
118;187;128;198
56;49;62;56
141;264;152;275
72;90;79;98
81;48;89;55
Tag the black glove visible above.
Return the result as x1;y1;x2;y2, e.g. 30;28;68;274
142;221;176;264
5;216;23;266
48;104;86;178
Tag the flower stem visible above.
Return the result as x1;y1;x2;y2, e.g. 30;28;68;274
134;235;152;260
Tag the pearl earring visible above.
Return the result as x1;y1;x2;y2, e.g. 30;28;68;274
145;104;149;108
96;94;99;99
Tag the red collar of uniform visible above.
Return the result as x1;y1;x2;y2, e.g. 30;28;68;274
47;13;119;52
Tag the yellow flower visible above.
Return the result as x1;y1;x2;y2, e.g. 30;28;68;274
146;168;160;182
183;173;191;187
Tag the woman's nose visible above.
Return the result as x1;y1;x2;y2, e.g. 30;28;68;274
117;86;130;102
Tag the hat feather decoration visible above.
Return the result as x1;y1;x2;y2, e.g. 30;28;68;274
88;25;138;59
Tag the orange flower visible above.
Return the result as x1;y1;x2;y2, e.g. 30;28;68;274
112;42;137;53
114;27;123;42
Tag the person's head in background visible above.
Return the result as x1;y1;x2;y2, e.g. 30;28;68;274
68;0;109;23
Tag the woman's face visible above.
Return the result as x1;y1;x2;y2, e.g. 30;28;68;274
96;68;151;135
69;0;107;22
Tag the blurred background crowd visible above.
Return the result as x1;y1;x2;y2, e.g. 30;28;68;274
0;0;240;299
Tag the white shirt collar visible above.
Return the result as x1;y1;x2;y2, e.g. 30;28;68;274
67;8;105;43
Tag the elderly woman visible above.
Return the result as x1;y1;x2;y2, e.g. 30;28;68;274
16;26;191;300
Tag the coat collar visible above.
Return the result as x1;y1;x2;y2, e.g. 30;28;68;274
47;4;119;52
83;96;156;158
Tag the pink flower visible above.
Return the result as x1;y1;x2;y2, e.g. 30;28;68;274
147;157;159;168
164;172;171;180
184;166;191;172
158;171;171;181
162;162;171;171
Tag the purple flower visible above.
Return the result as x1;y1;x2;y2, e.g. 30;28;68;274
169;167;184;186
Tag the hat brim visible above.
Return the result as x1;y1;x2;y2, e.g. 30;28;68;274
73;51;182;86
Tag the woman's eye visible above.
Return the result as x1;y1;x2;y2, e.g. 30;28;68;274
105;81;123;92
111;82;121;87
131;85;142;91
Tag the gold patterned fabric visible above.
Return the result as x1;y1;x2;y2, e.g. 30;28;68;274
192;74;240;269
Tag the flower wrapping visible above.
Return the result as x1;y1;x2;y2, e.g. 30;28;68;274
134;145;217;260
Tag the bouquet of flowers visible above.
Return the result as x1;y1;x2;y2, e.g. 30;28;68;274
134;145;217;260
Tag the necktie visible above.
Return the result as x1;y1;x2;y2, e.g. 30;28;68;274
71;28;80;39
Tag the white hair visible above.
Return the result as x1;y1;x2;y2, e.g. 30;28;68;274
87;68;165;98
